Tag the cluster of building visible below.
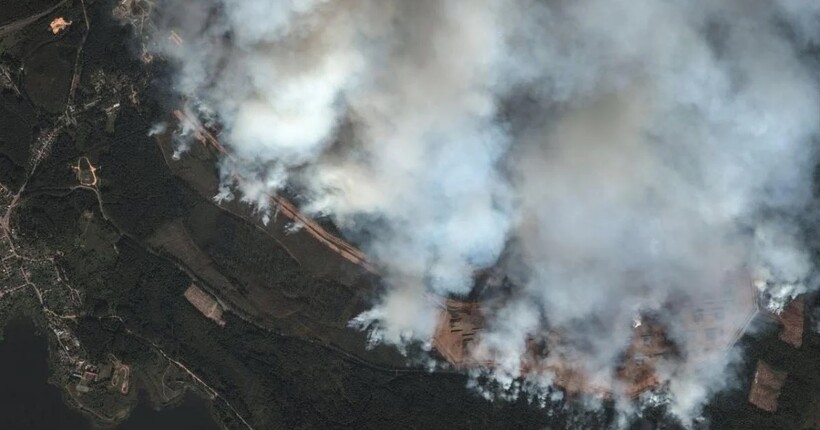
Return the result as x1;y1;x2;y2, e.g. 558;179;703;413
71;356;131;395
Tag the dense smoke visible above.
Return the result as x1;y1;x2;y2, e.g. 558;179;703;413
145;0;820;421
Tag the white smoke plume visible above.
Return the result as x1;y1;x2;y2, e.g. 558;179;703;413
143;0;820;423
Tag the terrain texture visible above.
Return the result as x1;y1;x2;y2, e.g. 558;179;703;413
2;1;820;429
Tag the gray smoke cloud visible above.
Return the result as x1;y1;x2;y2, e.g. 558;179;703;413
142;0;820;423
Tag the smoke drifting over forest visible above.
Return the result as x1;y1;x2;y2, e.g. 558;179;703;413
146;0;820;421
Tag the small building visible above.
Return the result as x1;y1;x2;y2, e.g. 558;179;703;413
82;371;97;383
49;17;72;35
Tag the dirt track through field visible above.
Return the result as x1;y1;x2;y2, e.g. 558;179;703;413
173;109;375;273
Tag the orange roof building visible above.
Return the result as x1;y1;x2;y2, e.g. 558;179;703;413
49;17;72;35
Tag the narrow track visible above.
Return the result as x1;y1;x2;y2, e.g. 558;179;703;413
173;109;376;273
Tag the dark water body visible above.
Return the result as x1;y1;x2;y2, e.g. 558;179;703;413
0;316;219;430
